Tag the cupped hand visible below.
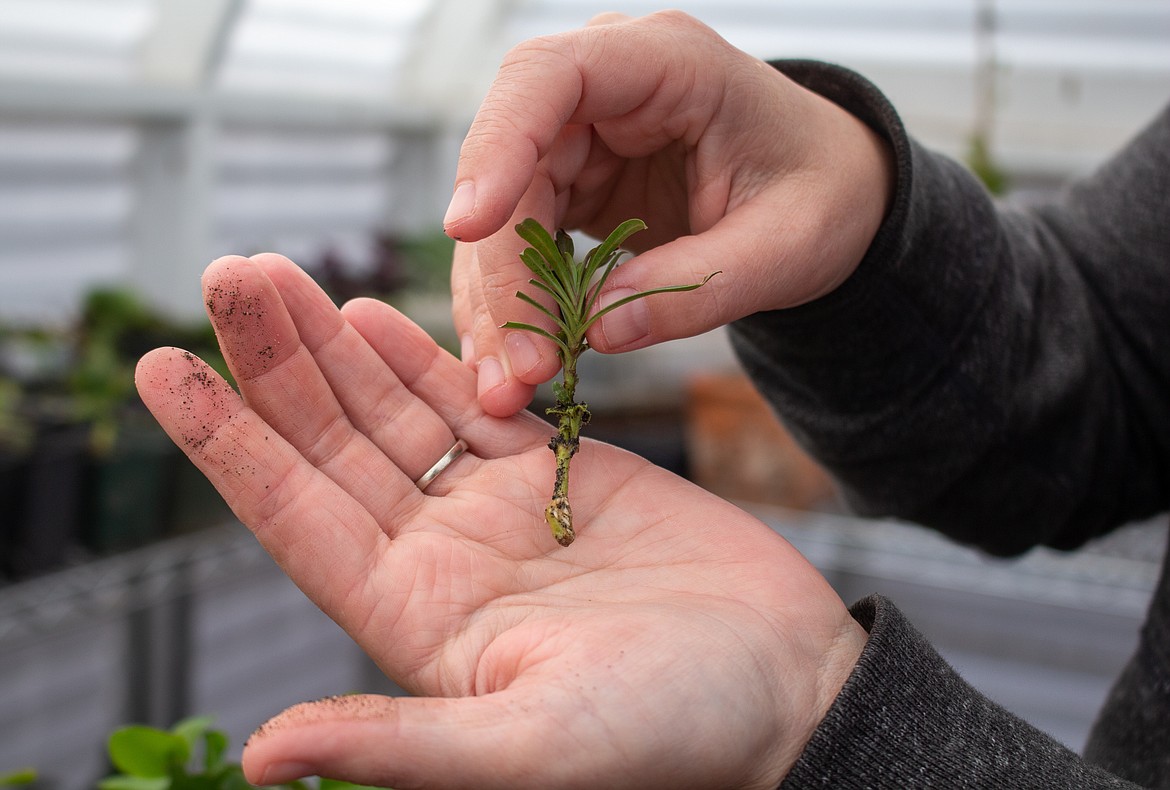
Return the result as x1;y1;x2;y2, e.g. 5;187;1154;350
135;253;867;789
447;10;894;416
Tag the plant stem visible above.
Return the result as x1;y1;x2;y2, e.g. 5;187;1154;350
503;217;716;546
544;352;588;546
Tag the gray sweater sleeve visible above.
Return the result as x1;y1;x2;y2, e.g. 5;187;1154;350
731;62;1170;556
732;63;1170;787
780;595;1143;789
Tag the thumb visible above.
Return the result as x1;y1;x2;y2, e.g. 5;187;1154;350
585;189;857;353
241;693;555;789
582;217;762;354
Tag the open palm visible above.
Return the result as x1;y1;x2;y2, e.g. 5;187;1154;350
135;253;864;789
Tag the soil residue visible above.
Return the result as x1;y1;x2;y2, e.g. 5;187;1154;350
203;266;280;381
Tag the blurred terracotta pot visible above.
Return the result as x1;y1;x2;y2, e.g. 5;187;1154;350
685;372;834;510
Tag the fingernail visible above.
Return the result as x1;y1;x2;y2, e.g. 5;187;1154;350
444;182;476;227
259;761;314;784
505;331;542;377
477;356;505;397
597;288;650;348
460;333;476;366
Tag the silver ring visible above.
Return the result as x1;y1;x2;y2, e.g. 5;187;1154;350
416;439;468;492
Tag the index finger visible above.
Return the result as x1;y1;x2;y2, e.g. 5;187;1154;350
134;347;387;628
441;11;708;242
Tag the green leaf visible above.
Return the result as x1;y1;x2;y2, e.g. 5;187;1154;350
171;716;215;753
514;290;569;335
580;219;645;317
551;380;569;403
524;276;572;309
168;774;217;790
514;219;563;276
583;271;720;334
108;726;190;778
517;250;572;306
582;218;645;284
554;228;574;261
0;769;37;787
517;219;577;304
581;249;626;320
98;775;170;790
202;729;229;772
500;321;572;358
212;766;251;790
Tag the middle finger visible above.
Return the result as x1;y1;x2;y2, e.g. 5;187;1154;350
204;255;453;519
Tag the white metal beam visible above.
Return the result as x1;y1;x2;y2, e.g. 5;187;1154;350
129;114;216;321
138;0;241;87
396;0;520;121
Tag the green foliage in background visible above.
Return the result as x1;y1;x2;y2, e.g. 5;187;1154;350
966;133;1008;196
0;769;37;787
396;229;455;294
100;716;387;790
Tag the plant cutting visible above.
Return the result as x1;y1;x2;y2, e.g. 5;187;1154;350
504;218;717;546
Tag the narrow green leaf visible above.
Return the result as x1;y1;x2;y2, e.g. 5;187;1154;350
514;291;569;335
516;226;578;312
582;218;646;283
514;219;563;274
500;321;572;358
517;250;573;314
581;250;626;319
570;248;591;306
108;726;189;778
582;272;720;334
554;228;574;261
525;276;570;306
548;246;578;306
516;247;549;277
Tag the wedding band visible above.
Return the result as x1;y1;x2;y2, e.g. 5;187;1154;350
416;439;468;492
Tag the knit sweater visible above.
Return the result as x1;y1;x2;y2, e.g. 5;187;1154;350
729;61;1170;787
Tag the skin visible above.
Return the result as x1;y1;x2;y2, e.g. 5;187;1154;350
447;11;894;417
136;253;867;788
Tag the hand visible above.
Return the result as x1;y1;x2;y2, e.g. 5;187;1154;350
446;10;894;416
136;253;867;789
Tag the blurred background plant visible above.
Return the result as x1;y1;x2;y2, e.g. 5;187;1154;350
101;716;385;790
0;769;37;788
0;287;234;580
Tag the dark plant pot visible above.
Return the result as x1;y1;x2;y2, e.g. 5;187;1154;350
83;417;179;554
166;455;233;534
0;447;30;579
6;421;89;578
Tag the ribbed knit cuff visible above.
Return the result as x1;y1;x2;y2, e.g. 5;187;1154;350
779;595;1139;788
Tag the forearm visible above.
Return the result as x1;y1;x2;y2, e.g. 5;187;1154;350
733;64;1170;554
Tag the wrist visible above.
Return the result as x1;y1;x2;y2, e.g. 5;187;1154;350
748;603;870;786
772;615;870;784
